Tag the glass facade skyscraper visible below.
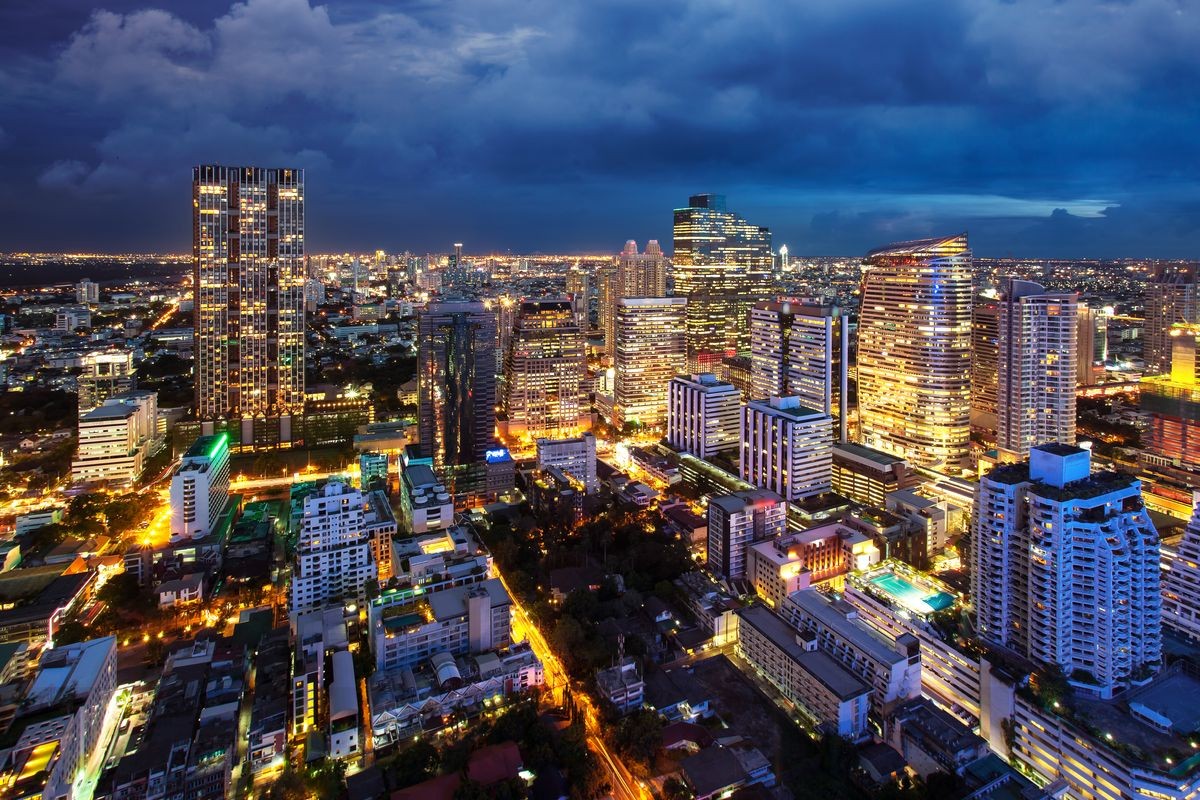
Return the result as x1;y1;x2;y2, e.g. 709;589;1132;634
672;194;773;371
1144;264;1198;376
502;297;587;440
856;234;972;471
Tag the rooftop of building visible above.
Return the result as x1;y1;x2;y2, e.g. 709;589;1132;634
746;395;825;420
738;604;871;701
680;746;750;797
596;656;643;695
80;403;136;421
786;588;909;667
183;433;229;461
865;233;968;259
423;578;510;623
709;489;785;515
26;636;114;708
833;441;908;468
894;698;985;754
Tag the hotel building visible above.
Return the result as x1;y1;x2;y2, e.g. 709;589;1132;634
740;396;834;502
169;433;232;542
602;240;667;358
707;489;787;581
290;481;381;616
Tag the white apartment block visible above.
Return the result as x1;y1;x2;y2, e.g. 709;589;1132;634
973;444;1161;697
740;396;833;502
290;481;380;616
707;490;787;581
667;373;741;460
737;605;871;739
780;588;922;713
401;463;455;534
996;279;1078;459
55;305;91;332
72;391;158;485
170;433;231;541
536;433;599;493
370;578;512;672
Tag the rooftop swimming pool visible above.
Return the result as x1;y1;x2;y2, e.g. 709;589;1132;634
869;572;955;616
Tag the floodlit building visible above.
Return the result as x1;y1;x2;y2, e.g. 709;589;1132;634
502;297;587;439
707;489;787;581
747;521;879;608
400;463;455;534
170;433;232;542
72;391;158;485
972;444;1161;697
667;373;742;460
1077;298;1108;386
77;350;136;413
613;296;688;430
673;194;773;370
857;234;972;471
996;279;1078;460
193;165;305;447
76;278;100;305
749;300;849;440
831;442;920;508
1141;324;1200;475
740;396;834;502
55;306;91;332
1161;492;1200;642
970;301;1000;437
1143;264;1198;375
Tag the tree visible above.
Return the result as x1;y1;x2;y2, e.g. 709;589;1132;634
391;740;440;787
663;776;693;800
264;767;308;800
613;710;664;772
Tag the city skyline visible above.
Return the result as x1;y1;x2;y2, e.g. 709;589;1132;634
2;0;1200;257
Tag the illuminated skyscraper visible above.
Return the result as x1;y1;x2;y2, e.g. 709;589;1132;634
667;373;741;459
672;195;773;370
973;444;1161;697
857;234;972;471
996;278;1078;460
1144;265;1198;375
192;165;305;447
418;301;498;467
1141;324;1200;475
602;240;667;358
502;297;587;440
970;300;1000;438
565;265;590;331
614;297;687;430
749;300;848;441
1076;298;1108;386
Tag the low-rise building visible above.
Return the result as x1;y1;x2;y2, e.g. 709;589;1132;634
400;463;455;535
596;657;645;715
747;521;879;608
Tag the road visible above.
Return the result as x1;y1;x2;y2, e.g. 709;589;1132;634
499;571;650;800
230;467;354;493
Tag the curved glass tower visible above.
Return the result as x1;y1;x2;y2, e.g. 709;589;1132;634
856;234;972;471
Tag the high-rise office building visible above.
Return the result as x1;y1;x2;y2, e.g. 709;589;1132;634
996;279;1078;459
418;301;498;467
613;297;688;430
495;295;518;374
857;234;972;471
970;301;1000;438
193;165;305;447
666;373;741;460
1144;264;1198;375
602;240;668;358
741;396;834;501
1077;297;1108;386
1141;324;1200;475
749;300;849;441
973;444;1161;697
446;242;472;287
672;195;773;370
502;297;587;440
707;489;787;580
77;350;136;413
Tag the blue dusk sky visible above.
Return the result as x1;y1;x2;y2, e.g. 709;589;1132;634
1;0;1198;257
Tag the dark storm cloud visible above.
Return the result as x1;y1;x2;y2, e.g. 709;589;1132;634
0;0;1198;256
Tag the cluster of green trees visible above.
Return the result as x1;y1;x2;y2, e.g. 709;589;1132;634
19;492;157;559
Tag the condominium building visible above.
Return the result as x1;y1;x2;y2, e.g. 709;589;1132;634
76;278;100;305
672;194;773;370
369;578;512;672
748;301;849;440
72;390;158;484
502;297;587;439
400;463;456;534
1143;264;1198;375
707;489;787;580
602;240;668;358
972;444;1161;697
192;165;305;447
290;481;380;616
1077;298;1108;386
857;234;972;471
996;279;1078;460
169;433;232;542
970;301;1000;437
536;433;598;494
667;373;741;460
55;306;91;332
613;296;688;430
1141;324;1200;475
1162;492;1200;641
737;604;872;739
566;264;590;331
740;396;834;502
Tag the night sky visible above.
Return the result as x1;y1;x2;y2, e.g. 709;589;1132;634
1;0;1198;257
